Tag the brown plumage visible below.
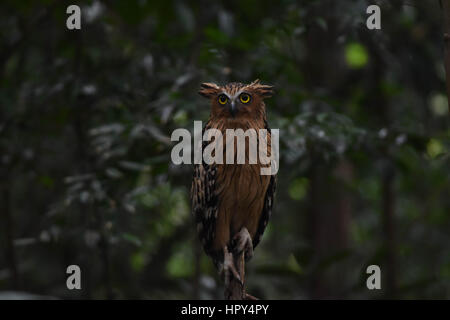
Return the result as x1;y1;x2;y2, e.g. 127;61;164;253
191;80;276;280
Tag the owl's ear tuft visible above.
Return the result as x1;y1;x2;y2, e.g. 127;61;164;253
199;82;221;98
250;80;274;98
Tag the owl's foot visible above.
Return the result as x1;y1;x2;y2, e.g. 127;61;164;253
220;246;242;288
232;227;253;261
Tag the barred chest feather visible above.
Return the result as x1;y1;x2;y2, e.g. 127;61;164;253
207;119;271;251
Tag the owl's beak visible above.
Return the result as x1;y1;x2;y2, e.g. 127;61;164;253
229;101;237;117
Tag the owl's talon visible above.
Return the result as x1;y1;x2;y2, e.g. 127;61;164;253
232;227;254;261
220;246;242;287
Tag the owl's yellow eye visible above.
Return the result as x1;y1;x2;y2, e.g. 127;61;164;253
218;95;228;105
239;93;251;104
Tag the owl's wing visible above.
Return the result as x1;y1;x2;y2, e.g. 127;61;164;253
252;175;276;249
191;121;218;256
252;119;277;249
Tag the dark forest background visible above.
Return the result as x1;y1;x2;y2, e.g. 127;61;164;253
1;0;449;299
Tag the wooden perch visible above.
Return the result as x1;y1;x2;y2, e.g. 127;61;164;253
224;250;258;300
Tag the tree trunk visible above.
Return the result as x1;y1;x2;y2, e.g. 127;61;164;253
382;168;396;298
441;0;450;111
1;182;19;289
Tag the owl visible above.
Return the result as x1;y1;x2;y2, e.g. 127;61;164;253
191;80;276;297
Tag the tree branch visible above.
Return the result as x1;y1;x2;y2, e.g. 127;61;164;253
225;251;244;300
224;250;258;300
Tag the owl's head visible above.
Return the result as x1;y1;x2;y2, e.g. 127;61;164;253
198;80;273;119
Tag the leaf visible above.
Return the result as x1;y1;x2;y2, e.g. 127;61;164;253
122;233;142;247
427;139;444;158
315;250;352;272
315;18;328;31
105;167;123;179
288;178;309;200
345;42;369;69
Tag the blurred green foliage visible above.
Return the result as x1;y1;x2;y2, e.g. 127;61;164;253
0;0;449;299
